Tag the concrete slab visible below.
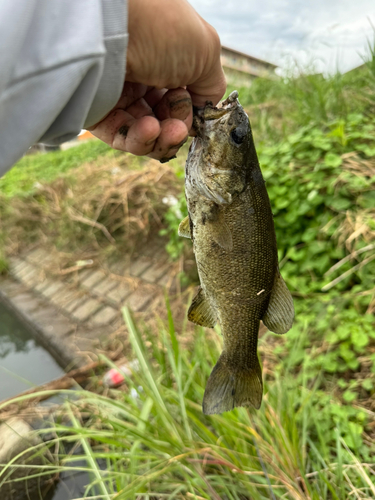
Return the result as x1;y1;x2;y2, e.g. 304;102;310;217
91;305;119;326
22;268;45;289
64;296;87;314
50;287;84;309
81;269;106;289
70;335;97;355
73;325;114;341
142;261;171;284
43;320;76;337
107;282;134;305
76;268;94;283
41;281;65;300
158;273;173;287
126;288;155;312
11;260;36;282
142;241;166;258
35;278;53;293
92;276;118;296
109;260;129;276
9;258;29;274
129;256;153;277
31;307;71;328
9;293;43;314
27;307;81;367
72;298;103;322
0;278;26;297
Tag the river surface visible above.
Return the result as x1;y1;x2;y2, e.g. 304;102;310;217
0;299;96;500
0;301;64;400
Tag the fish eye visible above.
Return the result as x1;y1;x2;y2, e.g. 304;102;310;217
230;127;246;145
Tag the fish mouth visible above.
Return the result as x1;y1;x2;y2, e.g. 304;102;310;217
219;90;239;109
192;91;240;137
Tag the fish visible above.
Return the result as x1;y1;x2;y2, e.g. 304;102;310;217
178;91;294;415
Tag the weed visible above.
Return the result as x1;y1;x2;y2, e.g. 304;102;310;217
0;140;115;198
3;307;373;499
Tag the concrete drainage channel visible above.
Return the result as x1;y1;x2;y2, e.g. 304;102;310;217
0;244;175;499
1;244;174;366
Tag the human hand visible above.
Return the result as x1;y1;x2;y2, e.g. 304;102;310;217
88;0;226;162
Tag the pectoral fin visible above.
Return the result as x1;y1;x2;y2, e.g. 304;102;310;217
178;216;191;239
262;274;294;334
208;219;233;252
188;287;217;328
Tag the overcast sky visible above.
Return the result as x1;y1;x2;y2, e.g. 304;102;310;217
189;0;375;74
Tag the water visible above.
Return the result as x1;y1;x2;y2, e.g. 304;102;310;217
0;300;97;500
0;301;64;399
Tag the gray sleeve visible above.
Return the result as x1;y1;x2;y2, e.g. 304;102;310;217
0;0;128;176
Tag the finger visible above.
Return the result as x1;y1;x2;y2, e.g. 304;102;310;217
154;88;192;121
186;27;227;107
143;88;168;108
125;97;154;119
147;118;188;162
88;83;149;132
153;88;193;137
90;109;136;146
113;115;161;155
187;62;227;107
116;82;149;109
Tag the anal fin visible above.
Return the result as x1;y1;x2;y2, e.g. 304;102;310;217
262;273;294;334
178;215;191;239
188;287;217;327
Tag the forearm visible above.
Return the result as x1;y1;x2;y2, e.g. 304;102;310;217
0;0;128;175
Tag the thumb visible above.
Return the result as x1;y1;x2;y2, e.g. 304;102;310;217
187;59;227;108
186;24;227;107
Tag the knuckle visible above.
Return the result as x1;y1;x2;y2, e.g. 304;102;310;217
206;24;222;56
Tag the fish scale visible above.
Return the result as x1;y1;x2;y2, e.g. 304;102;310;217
179;91;294;414
197;185;276;366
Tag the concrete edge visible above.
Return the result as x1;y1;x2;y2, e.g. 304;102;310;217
0;281;84;370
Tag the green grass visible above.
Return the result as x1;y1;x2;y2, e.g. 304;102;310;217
3;307;373;499
0;140;115;198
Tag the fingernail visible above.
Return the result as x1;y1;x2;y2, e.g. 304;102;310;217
160;155;177;164
145;138;156;146
169;97;192;119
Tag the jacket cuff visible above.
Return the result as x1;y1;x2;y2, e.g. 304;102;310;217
84;0;128;128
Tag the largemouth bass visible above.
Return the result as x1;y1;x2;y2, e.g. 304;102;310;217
178;91;294;414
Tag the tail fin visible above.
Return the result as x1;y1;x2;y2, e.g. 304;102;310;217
202;354;263;415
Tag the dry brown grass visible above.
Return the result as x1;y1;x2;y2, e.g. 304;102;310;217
337;210;375;252
0;154;183;271
341;152;375;179
337;152;375;250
